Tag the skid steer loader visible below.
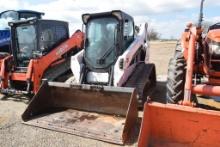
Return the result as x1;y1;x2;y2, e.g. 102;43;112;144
22;10;156;144
0;18;84;95
138;0;220;146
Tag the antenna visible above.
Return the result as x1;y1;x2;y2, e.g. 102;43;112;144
198;0;205;28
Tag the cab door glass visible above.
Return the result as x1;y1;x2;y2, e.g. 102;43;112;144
40;24;56;52
123;20;134;50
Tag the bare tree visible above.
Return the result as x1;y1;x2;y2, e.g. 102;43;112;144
148;28;160;40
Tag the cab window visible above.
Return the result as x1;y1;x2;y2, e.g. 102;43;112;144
123;20;134;50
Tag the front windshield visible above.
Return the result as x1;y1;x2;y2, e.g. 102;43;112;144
0;11;18;20
16;25;37;60
85;17;118;69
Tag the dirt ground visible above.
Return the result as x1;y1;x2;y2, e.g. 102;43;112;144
1;41;219;147
149;41;175;75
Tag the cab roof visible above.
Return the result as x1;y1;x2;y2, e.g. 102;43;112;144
82;10;133;24
0;10;44;16
8;18;67;27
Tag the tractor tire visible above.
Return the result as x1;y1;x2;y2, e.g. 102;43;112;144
166;49;186;103
166;49;197;104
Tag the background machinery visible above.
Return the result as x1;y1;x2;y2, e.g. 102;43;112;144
0;18;84;95
22;10;156;144
0;10;44;53
138;0;220;146
166;0;220;105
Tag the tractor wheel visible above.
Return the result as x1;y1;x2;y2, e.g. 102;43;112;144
166;50;197;104
166;51;186;104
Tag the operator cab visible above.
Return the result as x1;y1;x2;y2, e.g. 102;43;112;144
81;10;134;85
9;19;69;71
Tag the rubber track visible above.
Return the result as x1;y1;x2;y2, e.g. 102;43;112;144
124;62;156;105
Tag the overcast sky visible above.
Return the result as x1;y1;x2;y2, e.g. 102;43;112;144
0;0;219;39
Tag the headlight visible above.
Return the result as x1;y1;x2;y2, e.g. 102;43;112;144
210;43;220;56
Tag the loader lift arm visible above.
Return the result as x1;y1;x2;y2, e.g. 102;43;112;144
26;30;84;93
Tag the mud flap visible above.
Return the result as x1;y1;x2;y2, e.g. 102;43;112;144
22;81;138;144
138;102;220;147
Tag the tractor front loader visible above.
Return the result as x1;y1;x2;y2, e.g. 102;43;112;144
138;0;220;146
22;10;156;144
0;18;84;95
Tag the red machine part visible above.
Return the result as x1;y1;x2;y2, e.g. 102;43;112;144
138;102;220;147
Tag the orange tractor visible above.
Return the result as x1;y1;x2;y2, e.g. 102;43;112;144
166;3;220;105
0;18;83;95
138;0;220;146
